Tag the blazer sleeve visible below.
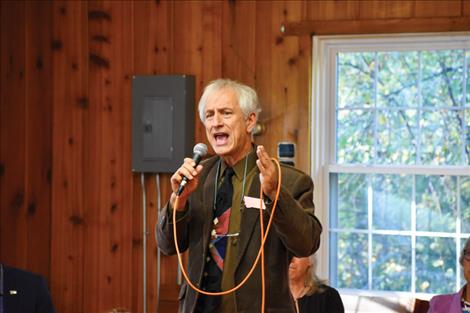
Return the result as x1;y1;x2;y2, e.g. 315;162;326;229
36;276;55;313
156;201;191;256
266;167;322;257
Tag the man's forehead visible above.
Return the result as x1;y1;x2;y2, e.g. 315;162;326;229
205;89;240;110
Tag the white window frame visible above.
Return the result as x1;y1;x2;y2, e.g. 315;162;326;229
311;32;470;298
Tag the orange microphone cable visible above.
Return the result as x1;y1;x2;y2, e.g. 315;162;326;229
172;158;282;313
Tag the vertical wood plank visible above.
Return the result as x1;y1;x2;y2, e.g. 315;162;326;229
0;0;26;268
463;0;470;16
222;0;256;86
358;1;414;19
307;0;360;21
414;0;462;17
50;1;88;312
134;0;173;75
24;0;53;280
85;1;134;312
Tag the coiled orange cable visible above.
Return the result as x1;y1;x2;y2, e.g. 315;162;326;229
172;158;282;313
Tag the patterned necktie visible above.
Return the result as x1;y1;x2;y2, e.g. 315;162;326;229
196;167;235;313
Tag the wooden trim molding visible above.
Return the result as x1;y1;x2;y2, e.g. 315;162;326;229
281;17;470;36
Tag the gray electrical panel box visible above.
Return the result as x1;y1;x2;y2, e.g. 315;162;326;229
132;75;195;173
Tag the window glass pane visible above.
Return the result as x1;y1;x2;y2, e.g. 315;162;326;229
377;109;418;164
372;234;411;291
416;236;456;294
461;176;470;233
461;237;468;286
420;109;463;165
334;173;368;229
337;109;374;164
421;50;464;108
377;51;419;108
416;175;457;232
334;232;369;289
466;50;470;107
373;174;412;230
337;52;375;108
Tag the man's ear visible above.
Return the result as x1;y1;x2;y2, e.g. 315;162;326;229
246;112;257;133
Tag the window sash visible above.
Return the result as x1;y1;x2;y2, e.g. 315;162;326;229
311;32;470;297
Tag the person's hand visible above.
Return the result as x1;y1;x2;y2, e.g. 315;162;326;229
170;158;203;210
256;145;279;200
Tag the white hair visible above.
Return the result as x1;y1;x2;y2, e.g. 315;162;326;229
198;79;261;122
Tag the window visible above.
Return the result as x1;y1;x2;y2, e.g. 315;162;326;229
311;33;470;297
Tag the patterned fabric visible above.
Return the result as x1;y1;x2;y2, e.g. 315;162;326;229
196;167;235;313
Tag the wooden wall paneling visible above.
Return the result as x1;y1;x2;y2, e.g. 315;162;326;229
307;0;359;21
221;0;256;87
131;173;144;313
296;34;312;173
254;1;275;158
0;1;26;268
133;0;173;75
24;0;53;279
50;1;88;312
85;1;134;312
358;1;414;19
414;0;462;18
464;0;470;16
143;175;158;313
269;1;310;173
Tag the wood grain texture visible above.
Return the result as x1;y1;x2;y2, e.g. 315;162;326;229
0;0;26;269
50;2;88;312
1;1;469;313
25;0;53;279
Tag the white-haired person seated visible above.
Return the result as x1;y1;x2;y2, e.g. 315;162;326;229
289;256;344;313
428;236;470;313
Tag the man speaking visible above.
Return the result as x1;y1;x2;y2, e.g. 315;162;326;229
156;79;322;313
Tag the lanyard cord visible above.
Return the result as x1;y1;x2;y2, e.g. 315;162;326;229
172;158;281;313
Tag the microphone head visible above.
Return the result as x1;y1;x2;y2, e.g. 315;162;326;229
193;143;208;157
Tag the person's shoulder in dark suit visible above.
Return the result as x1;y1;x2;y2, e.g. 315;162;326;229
3;265;55;313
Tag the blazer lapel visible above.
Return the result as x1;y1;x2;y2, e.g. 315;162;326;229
234;171;263;271
201;158;219;259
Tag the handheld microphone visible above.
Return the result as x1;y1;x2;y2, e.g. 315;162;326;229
176;143;208;196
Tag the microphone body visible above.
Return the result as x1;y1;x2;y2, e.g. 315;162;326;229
176;143;208;196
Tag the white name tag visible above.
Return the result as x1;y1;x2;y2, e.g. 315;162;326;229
243;196;266;210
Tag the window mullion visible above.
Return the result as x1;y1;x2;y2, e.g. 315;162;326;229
368;175;373;290
456;176;461;290
411;175;417;294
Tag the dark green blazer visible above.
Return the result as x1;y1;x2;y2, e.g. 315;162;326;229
157;154;322;313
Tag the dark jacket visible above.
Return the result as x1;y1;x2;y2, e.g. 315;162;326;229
157;155;322;313
2;264;55;313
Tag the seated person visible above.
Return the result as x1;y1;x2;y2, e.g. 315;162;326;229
1;263;55;313
428;236;470;313
289;255;344;313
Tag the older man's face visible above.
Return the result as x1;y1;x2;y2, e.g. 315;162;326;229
203;88;256;165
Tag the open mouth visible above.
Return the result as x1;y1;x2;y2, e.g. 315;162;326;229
214;132;229;145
